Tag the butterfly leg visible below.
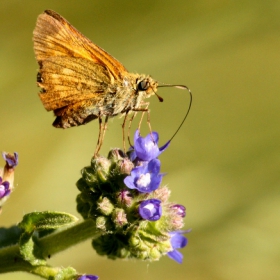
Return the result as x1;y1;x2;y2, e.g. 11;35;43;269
100;115;109;151
122;111;130;153
94;115;109;157
94;116;103;157
132;102;155;141
126;111;137;147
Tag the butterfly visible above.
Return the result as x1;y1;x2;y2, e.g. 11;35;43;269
33;10;189;155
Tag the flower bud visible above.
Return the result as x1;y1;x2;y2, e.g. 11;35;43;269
118;158;134;175
95;216;108;232
168;204;186;229
97;197;114;216
116;189;133;207
91;156;111;182
112;208;127;228
92;234;130;259
107;148;125;162
0;152;18;208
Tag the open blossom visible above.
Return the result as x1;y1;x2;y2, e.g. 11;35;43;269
139;199;162;221
124;159;163;193
130;130;170;161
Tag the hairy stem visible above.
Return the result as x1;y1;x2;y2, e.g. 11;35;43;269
0;219;99;278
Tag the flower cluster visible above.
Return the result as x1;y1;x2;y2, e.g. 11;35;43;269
76;130;188;263
0;152;18;208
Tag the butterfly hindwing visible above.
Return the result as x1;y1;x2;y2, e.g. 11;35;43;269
37;56;111;111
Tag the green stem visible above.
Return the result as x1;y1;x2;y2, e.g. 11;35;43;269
0;219;100;278
37;218;99;258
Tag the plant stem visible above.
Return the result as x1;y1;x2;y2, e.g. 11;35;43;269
37;218;99;258
0;219;100;277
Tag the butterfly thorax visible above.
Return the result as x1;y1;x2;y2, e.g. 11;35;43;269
110;73;158;115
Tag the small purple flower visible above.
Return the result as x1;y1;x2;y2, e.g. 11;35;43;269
171;204;186;218
124;159;163;193
0;177;10;199
167;231;188;263
2;152;18;168
77;275;99;280
130;130;170;161
139;199;162;221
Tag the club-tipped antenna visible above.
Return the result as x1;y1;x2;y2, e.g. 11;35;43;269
157;83;192;142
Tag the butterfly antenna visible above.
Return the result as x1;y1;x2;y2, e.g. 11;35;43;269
157;84;192;142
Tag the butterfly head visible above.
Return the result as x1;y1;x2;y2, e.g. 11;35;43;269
136;76;163;102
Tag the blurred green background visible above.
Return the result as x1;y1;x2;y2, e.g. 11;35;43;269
1;0;280;279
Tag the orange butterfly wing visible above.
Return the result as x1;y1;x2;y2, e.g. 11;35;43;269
33;10;128;111
34;10;127;79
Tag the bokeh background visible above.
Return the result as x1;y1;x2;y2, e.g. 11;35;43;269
1;1;280;279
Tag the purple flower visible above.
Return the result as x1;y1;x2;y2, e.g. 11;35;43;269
124;159;163;193
139;199;162;221
130;130;170;161
167;231;188;263
171;204;186;218
2;152;18;168
0;177;10;199
77;275;99;280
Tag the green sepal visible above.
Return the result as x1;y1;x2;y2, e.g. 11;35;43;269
18;211;79;233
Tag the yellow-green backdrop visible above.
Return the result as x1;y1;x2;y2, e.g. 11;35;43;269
1;1;279;279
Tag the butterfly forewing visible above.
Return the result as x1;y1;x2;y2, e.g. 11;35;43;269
33;10;127;79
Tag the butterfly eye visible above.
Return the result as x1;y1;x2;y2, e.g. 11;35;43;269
137;80;149;91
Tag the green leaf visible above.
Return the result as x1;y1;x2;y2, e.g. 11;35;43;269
18;211;79;233
19;231;46;266
17;211;78;266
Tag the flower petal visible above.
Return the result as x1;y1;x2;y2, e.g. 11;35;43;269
167;249;183;263
132;130;169;161
170;232;188;249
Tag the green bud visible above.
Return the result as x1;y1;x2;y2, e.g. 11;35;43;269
81;167;98;186
92;157;111;182
97;197;114;216
95;216;108;232
107;148;125;162
92;234;131;259
112;208;128;228
118;158;134;175
76;194;91;219
153;186;171;203
128;222;172;261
